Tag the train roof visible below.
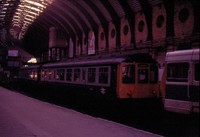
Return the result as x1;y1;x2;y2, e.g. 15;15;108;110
20;64;41;70
42;52;156;68
42;57;126;68
166;48;199;62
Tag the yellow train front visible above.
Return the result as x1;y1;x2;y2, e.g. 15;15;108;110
117;62;159;99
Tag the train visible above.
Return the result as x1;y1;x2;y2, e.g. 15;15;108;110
17;54;161;109
164;48;199;114
17;48;199;114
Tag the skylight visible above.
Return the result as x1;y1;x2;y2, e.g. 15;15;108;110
10;0;54;39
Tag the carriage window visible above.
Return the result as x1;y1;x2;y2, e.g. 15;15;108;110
41;70;47;80
57;69;65;80
122;65;135;84
88;68;96;83
99;67;109;84
45;70;49;80
53;70;57;80
138;69;148;83
47;70;53;80
31;71;34;79
74;68;80;82
66;69;72;81
195;63;200;81
33;71;37;79
82;69;86;82
167;63;189;82
30;71;37;79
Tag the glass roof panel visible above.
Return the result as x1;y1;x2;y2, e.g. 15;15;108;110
10;0;54;39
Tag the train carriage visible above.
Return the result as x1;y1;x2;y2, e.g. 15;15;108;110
19;64;41;81
164;49;200;114
37;55;160;100
17;55;162;112
40;57;122;98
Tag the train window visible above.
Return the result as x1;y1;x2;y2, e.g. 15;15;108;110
82;69;86;82
34;71;38;79
47;70;53;80
41;70;46;80
57;69;65;81
99;67;109;84
74;68;80;82
167;63;189;82
32;71;37;79
195;63;200;81
45;70;52;80
66;69;72;81
88;68;96;83
138;69;148;83
51;70;57;80
30;71;34;79
44;70;48;80
122;65;135;84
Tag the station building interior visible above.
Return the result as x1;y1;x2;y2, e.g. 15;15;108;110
0;0;199;79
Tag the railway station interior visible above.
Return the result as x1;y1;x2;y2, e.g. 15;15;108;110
0;0;199;137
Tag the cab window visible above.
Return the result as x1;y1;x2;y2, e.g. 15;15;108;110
122;65;135;84
137;64;149;83
138;69;148;83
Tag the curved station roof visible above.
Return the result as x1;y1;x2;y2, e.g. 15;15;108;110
0;0;199;57
1;0;169;39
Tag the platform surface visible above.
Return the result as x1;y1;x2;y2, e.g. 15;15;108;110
0;86;162;137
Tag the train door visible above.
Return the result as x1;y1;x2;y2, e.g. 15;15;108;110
117;62;136;98
136;63;159;98
165;61;192;113
165;49;200;114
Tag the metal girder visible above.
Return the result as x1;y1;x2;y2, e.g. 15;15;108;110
69;0;98;31
101;0;120;22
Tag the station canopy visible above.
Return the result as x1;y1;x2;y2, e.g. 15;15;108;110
1;0;165;40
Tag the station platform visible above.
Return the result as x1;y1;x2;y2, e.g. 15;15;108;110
0;86;162;137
